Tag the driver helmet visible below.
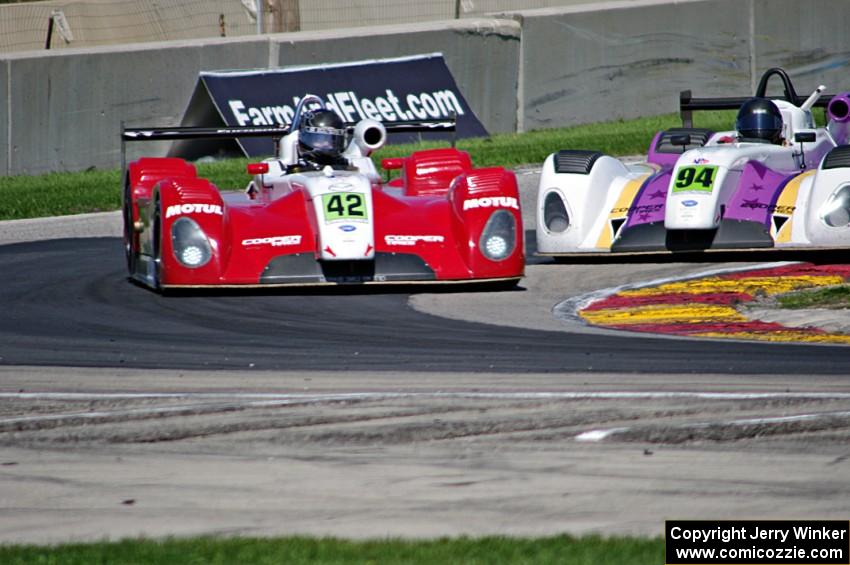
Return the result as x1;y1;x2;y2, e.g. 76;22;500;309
298;109;346;162
735;97;784;144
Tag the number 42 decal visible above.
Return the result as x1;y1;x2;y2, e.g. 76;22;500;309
673;165;718;193
322;192;367;221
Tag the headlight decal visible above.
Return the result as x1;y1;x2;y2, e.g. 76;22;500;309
543;190;570;233
479;209;516;261
171;217;212;268
820;184;850;228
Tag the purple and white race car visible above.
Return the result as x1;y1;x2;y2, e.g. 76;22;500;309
537;67;850;254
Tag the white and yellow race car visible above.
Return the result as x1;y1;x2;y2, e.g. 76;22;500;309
537;68;850;255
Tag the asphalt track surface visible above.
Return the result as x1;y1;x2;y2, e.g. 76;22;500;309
2;214;850;543
4;235;850;374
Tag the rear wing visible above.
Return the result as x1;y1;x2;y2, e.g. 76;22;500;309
121;124;291;177
679;91;837;128
378;118;456;134
121;124;291;142
120;116;456;175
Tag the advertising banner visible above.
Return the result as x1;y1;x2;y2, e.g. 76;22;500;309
170;53;488;159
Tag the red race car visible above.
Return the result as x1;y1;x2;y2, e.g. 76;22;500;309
121;95;524;291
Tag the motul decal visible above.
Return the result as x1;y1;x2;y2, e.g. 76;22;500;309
242;235;303;247
165;203;223;218
384;235;445;246
463;197;519;211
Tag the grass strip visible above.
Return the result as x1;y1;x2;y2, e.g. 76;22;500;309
0;111;739;221
0;168;121;221
0;534;664;564
777;285;850;309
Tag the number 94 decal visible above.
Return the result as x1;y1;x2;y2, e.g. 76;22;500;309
672;165;718;193
322;192;367;222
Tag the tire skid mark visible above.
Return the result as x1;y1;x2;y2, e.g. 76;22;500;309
0;397;383;431
3;391;850;446
575;410;850;444
0;397;467;436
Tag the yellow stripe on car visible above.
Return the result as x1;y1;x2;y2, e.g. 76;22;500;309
594;174;651;249
773;170;814;243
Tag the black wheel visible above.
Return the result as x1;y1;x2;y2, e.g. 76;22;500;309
122;176;137;275
497;278;521;291
477;278;521;292
152;192;163;291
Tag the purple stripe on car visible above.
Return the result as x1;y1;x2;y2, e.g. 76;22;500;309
723;161;794;225
623;170;671;227
647;131;680;167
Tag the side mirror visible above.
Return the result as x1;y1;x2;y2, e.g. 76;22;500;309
793;131;817;171
381;158;403;171
246;162;269;175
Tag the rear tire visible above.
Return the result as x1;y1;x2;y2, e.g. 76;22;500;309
477;278;521;292
152;193;163;292
122;177;137;275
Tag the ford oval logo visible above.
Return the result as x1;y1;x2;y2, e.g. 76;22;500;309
682;200;698;207
339;225;357;232
329;182;354;192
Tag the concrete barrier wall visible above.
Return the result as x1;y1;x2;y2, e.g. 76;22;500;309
510;0;850;132
0;60;8;178
0;0;257;53
3;0;850;176
752;0;850;95
3;37;270;176
511;0;750;131
0;19;520;176
270;19;521;137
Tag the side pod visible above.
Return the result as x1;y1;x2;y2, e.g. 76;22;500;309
537;150;630;253
450;168;524;277
805;145;850;246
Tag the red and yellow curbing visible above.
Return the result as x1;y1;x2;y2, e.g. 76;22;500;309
578;264;850;344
